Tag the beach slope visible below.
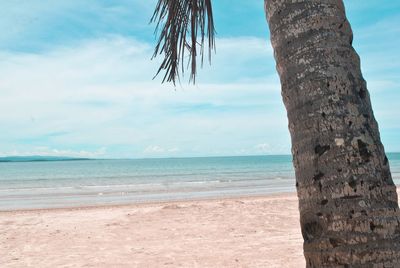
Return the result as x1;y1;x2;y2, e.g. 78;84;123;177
1;193;304;267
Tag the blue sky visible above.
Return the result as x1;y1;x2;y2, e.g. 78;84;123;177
0;0;399;158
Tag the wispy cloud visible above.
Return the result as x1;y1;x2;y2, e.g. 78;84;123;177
0;35;291;158
0;1;399;157
0;147;107;158
144;145;179;155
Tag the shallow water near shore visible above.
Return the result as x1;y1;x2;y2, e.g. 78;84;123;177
1;154;399;210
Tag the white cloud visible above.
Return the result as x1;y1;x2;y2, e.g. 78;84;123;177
144;145;164;153
0;35;291;158
143;145;179;155
0;147;107;158
255;143;271;153
1;32;397;157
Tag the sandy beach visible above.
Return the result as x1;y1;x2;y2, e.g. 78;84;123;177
0;192;304;268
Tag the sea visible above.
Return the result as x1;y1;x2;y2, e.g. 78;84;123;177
1;154;399;211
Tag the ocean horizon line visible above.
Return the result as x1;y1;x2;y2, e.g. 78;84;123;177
0;154;291;163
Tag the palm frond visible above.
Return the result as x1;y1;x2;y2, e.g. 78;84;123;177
151;0;216;84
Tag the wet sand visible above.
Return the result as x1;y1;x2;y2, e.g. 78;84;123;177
0;193;304;267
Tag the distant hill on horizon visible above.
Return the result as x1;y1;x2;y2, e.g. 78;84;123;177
0;153;399;163
0;156;91;163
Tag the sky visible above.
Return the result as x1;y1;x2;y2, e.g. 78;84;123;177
0;0;399;159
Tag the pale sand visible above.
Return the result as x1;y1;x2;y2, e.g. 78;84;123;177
0;193;305;267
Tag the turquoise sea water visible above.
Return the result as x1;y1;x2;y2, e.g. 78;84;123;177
0;154;399;211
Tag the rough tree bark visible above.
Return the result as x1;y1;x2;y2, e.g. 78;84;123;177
265;0;400;266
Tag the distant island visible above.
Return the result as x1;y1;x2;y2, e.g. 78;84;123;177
0;156;91;162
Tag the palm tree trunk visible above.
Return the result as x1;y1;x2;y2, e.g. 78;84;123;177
265;0;400;266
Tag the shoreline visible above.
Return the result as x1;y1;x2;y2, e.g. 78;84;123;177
0;190;296;213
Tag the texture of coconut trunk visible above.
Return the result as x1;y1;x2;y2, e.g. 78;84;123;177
265;0;400;266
